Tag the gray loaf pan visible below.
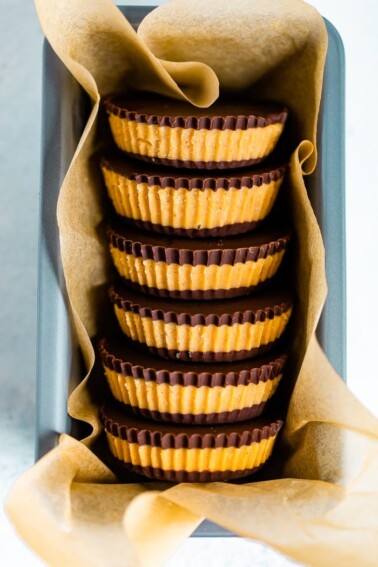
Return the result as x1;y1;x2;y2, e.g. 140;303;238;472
37;6;345;537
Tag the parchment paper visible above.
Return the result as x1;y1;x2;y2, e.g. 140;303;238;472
6;1;378;566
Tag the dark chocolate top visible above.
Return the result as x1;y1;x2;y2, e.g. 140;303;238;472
104;93;288;130
100;402;283;447
109;280;293;325
101;151;286;189
107;216;290;265
99;335;287;386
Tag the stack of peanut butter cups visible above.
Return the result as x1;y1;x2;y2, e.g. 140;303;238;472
99;92;292;482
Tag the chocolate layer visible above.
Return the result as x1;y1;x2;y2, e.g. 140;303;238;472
104;93;288;130
117;217;263;238
101;151;286;190
118;402;268;425
107;216;290;266
120;153;268;170
139;340;281;363
99;335;287;387
109;281;293;326
120;280;274;300
111;458;264;482
100;402;283;448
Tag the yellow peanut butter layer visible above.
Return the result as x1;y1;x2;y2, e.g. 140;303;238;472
110;247;285;292
108;116;284;163
104;367;282;414
106;431;277;472
102;167;282;229
114;305;292;354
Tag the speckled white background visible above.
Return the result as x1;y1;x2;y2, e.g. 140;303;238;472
1;1;377;565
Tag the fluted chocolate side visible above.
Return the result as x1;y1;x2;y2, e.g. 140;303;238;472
99;336;286;423
101;155;286;237
100;403;283;482
105;94;288;169
99;337;287;387
109;283;293;325
104;95;288;130
106;219;290;300
100;404;283;447
111;461;264;482
109;282;293;362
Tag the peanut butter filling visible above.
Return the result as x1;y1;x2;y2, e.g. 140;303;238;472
102;168;282;230
114;305;292;354
109;116;284;163
110;247;285;292
105;367;282;414
106;432;277;472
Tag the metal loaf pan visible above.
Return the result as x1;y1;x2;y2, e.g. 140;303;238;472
37;6;345;538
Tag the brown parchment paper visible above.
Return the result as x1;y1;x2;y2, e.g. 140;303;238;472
6;1;378;566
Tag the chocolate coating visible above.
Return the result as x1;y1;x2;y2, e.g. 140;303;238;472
117;402;268;425
100;402;283;448
120;153;268;170
107;215;291;266
99;335;287;386
110;458;264;482
119;280;273;300
140;341;281;363
109;280;293;324
115;217;263;238
101;151;286;190
104;93;288;130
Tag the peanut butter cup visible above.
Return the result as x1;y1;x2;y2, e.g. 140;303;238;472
104;93;288;169
100;401;283;482
106;217;290;300
101;152;286;236
99;336;287;424
108;281;293;362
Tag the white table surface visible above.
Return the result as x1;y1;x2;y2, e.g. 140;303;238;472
1;1;377;565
